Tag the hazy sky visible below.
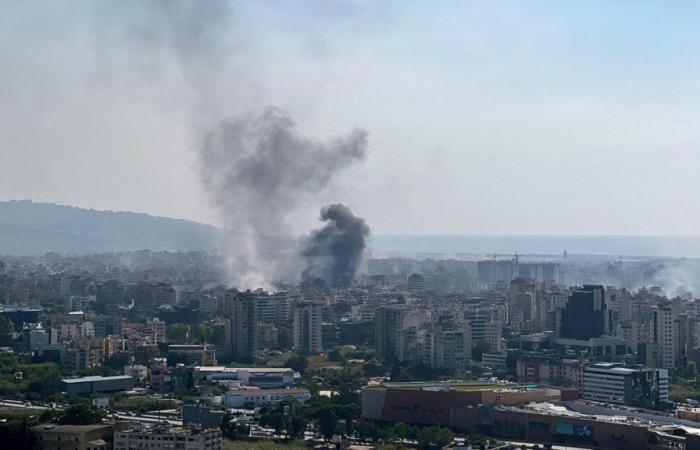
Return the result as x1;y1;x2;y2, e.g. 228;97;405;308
2;1;700;235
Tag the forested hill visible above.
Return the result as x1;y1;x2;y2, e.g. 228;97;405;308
0;200;218;255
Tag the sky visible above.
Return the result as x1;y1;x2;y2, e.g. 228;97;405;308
2;1;700;236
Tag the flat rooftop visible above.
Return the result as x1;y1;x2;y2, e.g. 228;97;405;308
507;402;700;434
194;366;292;373
31;424;112;432
376;380;530;392
62;375;133;383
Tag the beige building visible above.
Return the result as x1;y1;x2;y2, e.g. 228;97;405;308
31;424;114;450
114;424;221;450
293;302;323;354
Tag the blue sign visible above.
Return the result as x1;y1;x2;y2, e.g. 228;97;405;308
556;423;573;435
573;424;593;440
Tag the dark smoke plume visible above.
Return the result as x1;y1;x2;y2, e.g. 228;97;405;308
98;1;370;288
201;109;368;287
302;203;370;288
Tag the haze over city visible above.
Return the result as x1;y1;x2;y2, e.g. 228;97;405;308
3;1;700;236
4;3;700;450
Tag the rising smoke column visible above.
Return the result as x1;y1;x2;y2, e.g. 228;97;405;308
201;108;368;287
301;203;370;288
98;1;370;288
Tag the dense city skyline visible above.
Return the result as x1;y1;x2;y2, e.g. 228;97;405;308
4;2;700;449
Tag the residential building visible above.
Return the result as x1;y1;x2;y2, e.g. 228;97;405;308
407;273;426;293
168;344;217;366
652;304;677;369
428;325;471;370
374;305;406;362
225;290;258;360
293;302;323;354
114;424;222;450
145;318;166;343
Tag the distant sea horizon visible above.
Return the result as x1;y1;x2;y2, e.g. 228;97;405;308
369;235;700;258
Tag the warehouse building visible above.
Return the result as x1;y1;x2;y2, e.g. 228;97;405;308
193;366;295;388
61;375;134;395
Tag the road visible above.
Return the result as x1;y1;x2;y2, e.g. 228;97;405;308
504;441;594;450
0;399;51;411
0;399;182;426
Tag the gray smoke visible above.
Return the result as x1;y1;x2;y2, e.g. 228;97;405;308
301;203;370;288
201;109;368;287
98;1;370;288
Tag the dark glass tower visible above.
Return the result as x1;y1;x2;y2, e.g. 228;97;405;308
560;285;605;340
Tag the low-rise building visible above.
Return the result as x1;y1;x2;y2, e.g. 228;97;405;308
123;365;147;384
222;387;311;408
582;362;668;408
114;424;221;450
193;367;295;388
516;354;584;388
31;423;114;450
62;375;134;395
183;404;225;428
481;352;508;371
168;344;217;366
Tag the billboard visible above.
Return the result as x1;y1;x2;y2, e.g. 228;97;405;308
556;423;593;441
573;424;594;440
556;423;573;435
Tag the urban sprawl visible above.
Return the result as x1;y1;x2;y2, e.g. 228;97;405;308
2;251;700;450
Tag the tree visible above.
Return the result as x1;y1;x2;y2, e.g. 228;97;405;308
286;355;307;374
0;316;14;336
328;349;345;364
318;407;338;440
356;420;379;442
471;341;489;361
393;422;409;440
290;416;308;439
417;426;454;450
59;398;105;425
278;326;293;350
268;413;285;435
191;323;213;344
24;363;62;397
166;324;189;344
363;359;384;377
0;413;37;450
104;352;132;371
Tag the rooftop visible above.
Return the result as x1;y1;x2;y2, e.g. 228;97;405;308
118;424;220;436
377;380;522;392
62;375;133;383
194;366;292;373
505;402;700;434
31;424;113;433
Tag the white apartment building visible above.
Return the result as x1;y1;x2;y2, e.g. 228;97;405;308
652;305;677;369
